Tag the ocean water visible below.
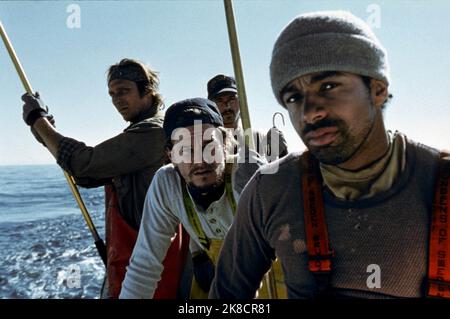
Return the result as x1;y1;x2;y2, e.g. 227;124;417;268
0;165;106;299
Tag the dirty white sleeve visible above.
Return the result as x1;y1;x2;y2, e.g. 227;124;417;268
119;170;179;299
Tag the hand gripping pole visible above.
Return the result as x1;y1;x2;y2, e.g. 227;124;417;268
0;20;107;266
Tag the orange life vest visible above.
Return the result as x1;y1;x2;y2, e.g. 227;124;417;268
105;184;190;298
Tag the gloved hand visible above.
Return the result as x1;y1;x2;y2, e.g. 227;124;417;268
266;127;288;162
192;251;215;292
22;92;49;126
30;114;56;146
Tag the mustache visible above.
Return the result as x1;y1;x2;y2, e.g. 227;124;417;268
189;164;216;177
302;118;343;135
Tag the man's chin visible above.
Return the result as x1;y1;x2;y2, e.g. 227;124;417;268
191;173;222;188
223;120;235;127
309;145;352;165
189;182;220;194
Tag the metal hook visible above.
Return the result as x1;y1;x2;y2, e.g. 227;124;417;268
272;112;285;128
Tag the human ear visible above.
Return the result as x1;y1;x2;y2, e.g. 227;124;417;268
370;79;389;109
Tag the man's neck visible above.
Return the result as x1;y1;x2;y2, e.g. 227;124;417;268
224;116;241;130
188;182;225;211
130;105;158;124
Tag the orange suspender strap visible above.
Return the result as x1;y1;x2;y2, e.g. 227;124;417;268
301;152;334;280
427;152;450;298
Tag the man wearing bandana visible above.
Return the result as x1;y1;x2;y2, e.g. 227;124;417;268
21;58;190;299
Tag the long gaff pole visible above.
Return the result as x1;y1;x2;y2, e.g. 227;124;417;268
223;0;254;151
222;0;277;298
0;20;107;267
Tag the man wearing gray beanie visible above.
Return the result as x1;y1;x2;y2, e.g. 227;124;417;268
211;11;450;299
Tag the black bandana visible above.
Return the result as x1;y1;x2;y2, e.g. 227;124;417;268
108;65;147;83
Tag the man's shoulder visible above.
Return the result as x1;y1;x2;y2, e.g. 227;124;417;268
146;164;182;199
405;136;441;165
257;151;303;177
125;114;164;133
153;163;178;182
247;151;304;193
408;137;438;153
411;140;450;173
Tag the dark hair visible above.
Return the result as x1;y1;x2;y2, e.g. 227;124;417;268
107;58;164;109
361;75;393;110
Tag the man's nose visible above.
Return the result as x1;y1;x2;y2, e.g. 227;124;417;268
302;95;327;125
112;95;120;104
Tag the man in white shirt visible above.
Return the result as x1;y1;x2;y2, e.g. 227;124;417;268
120;98;263;298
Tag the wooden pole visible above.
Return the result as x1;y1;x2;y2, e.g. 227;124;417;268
223;0;254;150
0;20;107;266
222;0;278;298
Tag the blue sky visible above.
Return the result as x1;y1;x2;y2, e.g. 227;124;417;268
1;0;449;165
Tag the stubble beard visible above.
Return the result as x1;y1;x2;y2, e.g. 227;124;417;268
306;116;375;166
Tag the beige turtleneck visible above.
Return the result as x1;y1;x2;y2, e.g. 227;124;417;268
320;131;407;200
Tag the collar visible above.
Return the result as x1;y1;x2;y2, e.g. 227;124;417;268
129;106;158;125
320;131;407;200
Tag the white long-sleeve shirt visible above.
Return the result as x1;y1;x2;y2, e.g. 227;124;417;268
119;153;262;298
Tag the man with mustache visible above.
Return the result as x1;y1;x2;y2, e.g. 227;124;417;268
210;11;450;298
207;74;289;298
207;74;288;162
21;59;189;298
119;98;263;298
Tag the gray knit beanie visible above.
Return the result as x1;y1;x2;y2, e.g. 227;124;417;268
270;11;390;107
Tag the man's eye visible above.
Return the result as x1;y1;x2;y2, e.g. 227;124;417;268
283;93;303;105
320;82;339;91
118;88;130;95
